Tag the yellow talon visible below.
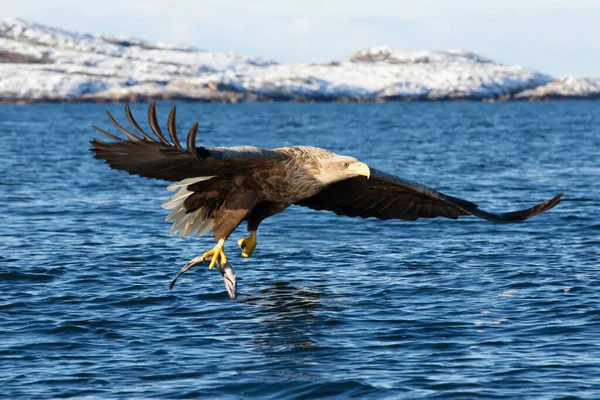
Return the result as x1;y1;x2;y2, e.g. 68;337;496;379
237;231;257;258
203;239;227;269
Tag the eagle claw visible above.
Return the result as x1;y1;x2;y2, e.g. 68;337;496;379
238;231;257;258
203;239;227;269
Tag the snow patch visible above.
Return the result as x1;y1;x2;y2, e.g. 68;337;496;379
514;76;600;99
1;17;587;103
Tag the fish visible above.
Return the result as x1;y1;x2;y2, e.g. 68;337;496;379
169;255;237;300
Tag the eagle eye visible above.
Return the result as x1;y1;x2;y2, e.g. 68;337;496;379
343;162;350;168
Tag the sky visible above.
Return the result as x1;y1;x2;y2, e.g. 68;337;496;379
4;0;600;77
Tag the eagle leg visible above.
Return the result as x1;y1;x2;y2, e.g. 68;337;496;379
202;239;228;269
237;231;257;258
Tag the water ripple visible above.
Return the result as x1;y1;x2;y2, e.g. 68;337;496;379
1;101;599;398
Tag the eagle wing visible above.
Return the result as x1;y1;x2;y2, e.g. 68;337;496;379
90;101;287;182
295;168;563;222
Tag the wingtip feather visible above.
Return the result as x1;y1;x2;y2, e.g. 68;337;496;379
167;104;184;151
187;121;199;158
92;125;121;141
148;100;170;145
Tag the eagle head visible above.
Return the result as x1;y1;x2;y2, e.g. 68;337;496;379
314;155;371;184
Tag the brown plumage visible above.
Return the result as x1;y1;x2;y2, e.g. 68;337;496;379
90;101;563;286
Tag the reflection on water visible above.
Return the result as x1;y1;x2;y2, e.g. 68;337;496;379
243;281;331;351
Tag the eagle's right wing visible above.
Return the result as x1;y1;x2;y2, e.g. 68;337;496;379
296;167;563;223
90;101;287;182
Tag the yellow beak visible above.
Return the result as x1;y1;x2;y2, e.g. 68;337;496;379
352;161;371;179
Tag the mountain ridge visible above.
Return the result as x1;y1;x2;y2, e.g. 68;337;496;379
0;18;598;103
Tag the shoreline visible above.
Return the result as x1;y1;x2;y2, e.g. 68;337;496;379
2;94;600;105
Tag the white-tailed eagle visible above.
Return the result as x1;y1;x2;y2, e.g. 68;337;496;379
91;101;563;297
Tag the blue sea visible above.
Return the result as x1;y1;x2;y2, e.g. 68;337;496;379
1;101;599;399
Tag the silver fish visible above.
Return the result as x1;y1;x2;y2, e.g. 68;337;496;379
169;255;237;300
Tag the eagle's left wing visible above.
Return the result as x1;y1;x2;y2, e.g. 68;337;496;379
295;167;562;222
91;101;288;182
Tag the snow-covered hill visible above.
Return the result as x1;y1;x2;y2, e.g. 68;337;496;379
514;77;600;100
0;18;594;103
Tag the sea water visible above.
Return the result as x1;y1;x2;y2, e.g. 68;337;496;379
1;101;598;398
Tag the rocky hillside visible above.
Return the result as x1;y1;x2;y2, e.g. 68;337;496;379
0;18;596;103
514;77;600;100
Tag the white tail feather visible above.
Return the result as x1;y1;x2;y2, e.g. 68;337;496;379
163;177;217;238
179;210;203;238
162;188;192;209
195;220;214;237
170;211;195;234
165;206;187;222
166;204;214;238
167;176;216;192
